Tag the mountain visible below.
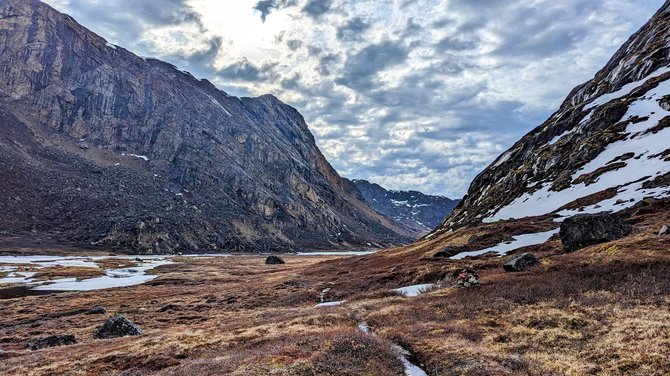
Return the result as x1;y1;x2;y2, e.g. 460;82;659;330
430;2;670;237
352;179;459;237
0;0;412;253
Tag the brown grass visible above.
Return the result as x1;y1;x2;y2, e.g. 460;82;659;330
94;258;138;270
0;199;669;375
32;266;105;281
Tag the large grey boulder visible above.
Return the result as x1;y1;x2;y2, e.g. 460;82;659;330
560;213;632;252
94;315;143;339
659;225;668;236
503;253;539;272
27;335;76;350
265;255;286;265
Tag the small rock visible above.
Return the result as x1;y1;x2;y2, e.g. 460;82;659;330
503;253;539;272
134;257;143;262
94;315;143;339
432;246;457;258
659;225;668;236
87;306;107;315
265;255;285;265
560;213;632;252
27;335;76;350
78;142;90;150
157;304;179;312
456;267;479;287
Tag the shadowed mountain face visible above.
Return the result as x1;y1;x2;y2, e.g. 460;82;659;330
0;0;412;253
431;1;670;236
352;179;459;237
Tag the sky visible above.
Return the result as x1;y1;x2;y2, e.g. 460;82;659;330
43;0;665;197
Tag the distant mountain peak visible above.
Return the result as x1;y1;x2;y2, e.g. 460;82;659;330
352;179;459;237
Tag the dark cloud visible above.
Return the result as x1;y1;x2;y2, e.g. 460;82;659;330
434;36;477;52
336;41;410;90
217;59;278;82
253;0;296;22
302;0;332;18
318;53;340;75
286;39;302;51
336;17;370;41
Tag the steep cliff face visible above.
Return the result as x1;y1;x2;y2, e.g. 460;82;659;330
0;0;411;253
352;179;458;237
433;1;670;234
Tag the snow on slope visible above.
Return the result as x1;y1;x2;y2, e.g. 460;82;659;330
484;67;670;223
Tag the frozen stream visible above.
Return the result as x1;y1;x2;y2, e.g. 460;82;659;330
0;255;214;292
0;251;372;293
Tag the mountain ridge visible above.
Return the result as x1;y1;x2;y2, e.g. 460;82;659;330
430;1;670;237
352;179;459;237
0;0;412;253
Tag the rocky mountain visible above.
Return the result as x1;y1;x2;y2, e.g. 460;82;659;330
0;0;412;253
430;2;670;236
352;179;459;237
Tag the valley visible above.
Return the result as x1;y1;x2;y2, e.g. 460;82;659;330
1;198;669;375
1;0;670;375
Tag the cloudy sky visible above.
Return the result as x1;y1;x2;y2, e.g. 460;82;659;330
44;0;664;197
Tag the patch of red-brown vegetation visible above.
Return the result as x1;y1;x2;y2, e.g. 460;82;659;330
573;162;627;185
556;187;619;211
0;199;669;375
32;266;105;281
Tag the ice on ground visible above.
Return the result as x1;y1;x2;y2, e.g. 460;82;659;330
451;229;559;260
315;300;346;307
32;259;172;291
0;255;172;291
393;344;429;376
393;284;435;297
106;42;117;50
357;322;427;376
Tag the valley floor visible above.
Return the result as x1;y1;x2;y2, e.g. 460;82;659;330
1;201;669;375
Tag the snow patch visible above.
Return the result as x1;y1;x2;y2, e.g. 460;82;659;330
450;229;559;260
393;284;435;297
122;153;149;161
585;65;670;110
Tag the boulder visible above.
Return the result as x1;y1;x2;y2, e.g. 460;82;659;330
659;225;668;236
560;213;632;252
86;306;107;315
503;253;539;272
27;335;76;350
94;315;143;339
265;255;285;265
432;246;457;258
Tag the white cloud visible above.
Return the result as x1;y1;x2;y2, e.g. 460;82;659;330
43;0;666;197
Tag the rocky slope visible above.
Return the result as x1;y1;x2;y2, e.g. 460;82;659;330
431;1;670;236
0;0;412;253
352;179;458;237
